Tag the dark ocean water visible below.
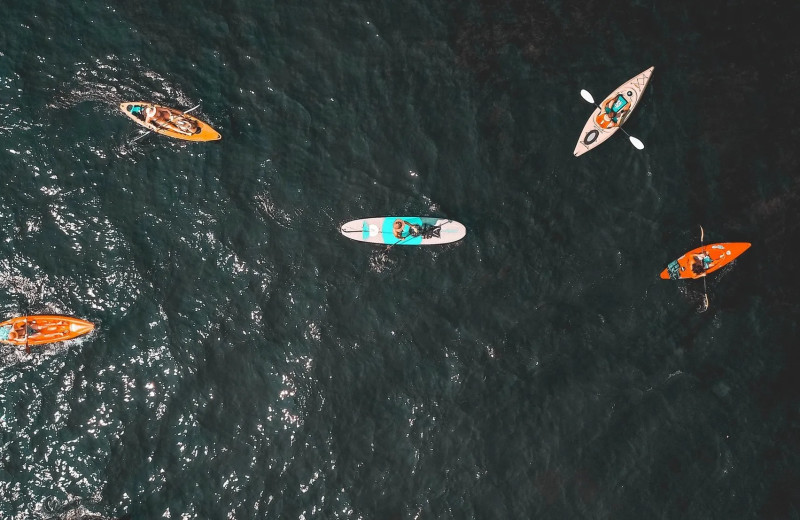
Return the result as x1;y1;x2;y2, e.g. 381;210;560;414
1;0;799;518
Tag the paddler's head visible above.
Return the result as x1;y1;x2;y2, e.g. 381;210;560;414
394;220;404;232
145;106;156;118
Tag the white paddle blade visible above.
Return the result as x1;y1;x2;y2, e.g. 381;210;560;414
580;89;595;104
700;225;705;243
629;136;645;150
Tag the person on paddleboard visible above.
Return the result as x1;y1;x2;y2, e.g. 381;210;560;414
393;219;422;239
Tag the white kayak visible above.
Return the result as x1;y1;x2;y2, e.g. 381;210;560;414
573;66;654;156
340;217;466;246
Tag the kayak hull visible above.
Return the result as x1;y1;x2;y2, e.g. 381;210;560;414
660;242;751;280
120;102;221;141
0;315;95;346
340;217;466;245
573;67;654;156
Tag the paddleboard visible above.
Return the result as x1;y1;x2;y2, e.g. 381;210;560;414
660;242;751;280
0;315;95;346
120;102;221;141
574;66;654;156
340;217;466;246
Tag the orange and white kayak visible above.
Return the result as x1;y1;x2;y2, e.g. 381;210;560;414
0;315;95;346
120;102;221;141
660;243;751;280
574;67;654;156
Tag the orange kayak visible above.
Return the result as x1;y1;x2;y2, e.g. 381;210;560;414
660;242;751;280
0;315;95;346
120;102;221;141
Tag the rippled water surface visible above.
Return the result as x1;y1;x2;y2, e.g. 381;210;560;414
1;1;799;518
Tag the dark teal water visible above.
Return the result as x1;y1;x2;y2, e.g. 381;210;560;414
1;1;799;518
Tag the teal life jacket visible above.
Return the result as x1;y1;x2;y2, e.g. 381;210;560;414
605;95;629;123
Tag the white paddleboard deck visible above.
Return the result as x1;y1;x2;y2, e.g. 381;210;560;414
340;217;466;245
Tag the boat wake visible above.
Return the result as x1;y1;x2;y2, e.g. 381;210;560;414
369;248;396;273
31;495;129;520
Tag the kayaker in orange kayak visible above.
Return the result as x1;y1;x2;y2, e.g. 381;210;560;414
689;252;713;275
145;106;199;135
7;321;37;341
144;105;167;124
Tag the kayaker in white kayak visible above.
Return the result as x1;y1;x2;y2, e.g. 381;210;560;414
601;94;631;126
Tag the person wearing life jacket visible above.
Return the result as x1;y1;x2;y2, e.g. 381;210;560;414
393;219;422;239
690;253;713;275
597;94;631;128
